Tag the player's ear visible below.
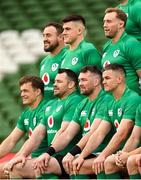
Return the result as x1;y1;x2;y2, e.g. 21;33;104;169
68;81;75;89
36;88;41;97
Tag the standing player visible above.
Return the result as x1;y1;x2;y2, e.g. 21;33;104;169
40;22;67;101
117;0;141;42
61;14;101;75
0;76;47;178
102;8;141;94
4;69;82;179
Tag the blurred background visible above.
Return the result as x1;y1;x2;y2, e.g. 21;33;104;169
0;0;117;151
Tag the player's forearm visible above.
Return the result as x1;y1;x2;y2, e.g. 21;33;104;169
122;137;140;152
100;132;126;158
77;133;91;150
80;132;105;159
21;134;44;157
51;132;74;152
0;140;16;158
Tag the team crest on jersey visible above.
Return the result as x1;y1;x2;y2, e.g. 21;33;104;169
45;106;51;112
103;61;110;68
72;57;78;65
24;119;29;126
61;59;65;65
113;50;120;58
56;105;62;112
42;73;50;85
41;65;45;71
52;63;59;71
81;110;87;117
84;119;90;132
48;115;54;128
118;108;122;117
102;52;107;58
33;117;36;126
114;119;119;130
92;108;95;116
28;128;33;137
108;110;113;116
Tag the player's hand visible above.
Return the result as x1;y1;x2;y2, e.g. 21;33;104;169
116;151;129;167
32;153;50;174
3;155;26;173
62;153;75;174
72;155;84;175
92;155;105;174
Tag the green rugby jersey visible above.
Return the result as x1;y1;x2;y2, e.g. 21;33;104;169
40;47;67;101
118;0;141;41
135;103;141;127
72;90;115;153
103;87;141;150
41;92;82;155
61;40;101;76
101;32;141;94
17;99;48;158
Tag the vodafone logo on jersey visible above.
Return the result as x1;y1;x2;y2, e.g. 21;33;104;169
103;61;110;68
48;115;54;128
114;119;119;130
84;119;90;132
28;128;33;137
42;73;50;85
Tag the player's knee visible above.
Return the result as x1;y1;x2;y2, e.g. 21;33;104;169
12;162;23;172
104;155;116;173
127;155;137;173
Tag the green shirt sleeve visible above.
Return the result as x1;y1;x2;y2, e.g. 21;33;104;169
125;37;141;70
122;96;141;121
16;111;27;132
82;44;102;69
135;104;141;127
63;96;82;122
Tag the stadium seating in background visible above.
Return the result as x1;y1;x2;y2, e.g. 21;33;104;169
0;0;117;151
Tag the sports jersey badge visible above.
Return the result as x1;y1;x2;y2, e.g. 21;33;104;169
33;117;36;126
42;73;50;85
28;128;33;137
41;64;45;71
114;119;119;130
84;119;90;132
24;118;29;126
103;60;110;68
56;105;62;112
48;115;54;128
72;57;78;65
102;52;107;58
118;108;122;117
113;50;120;58
52;63;59;71
108;109;113;116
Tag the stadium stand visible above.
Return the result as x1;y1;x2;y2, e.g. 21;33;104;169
0;0;117;151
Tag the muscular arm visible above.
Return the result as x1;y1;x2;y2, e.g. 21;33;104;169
51;121;70;144
0;127;25;158
80;120;111;158
19;124;46;157
77;118;102;150
122;126;141;152
51;121;80;152
100;119;134;158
